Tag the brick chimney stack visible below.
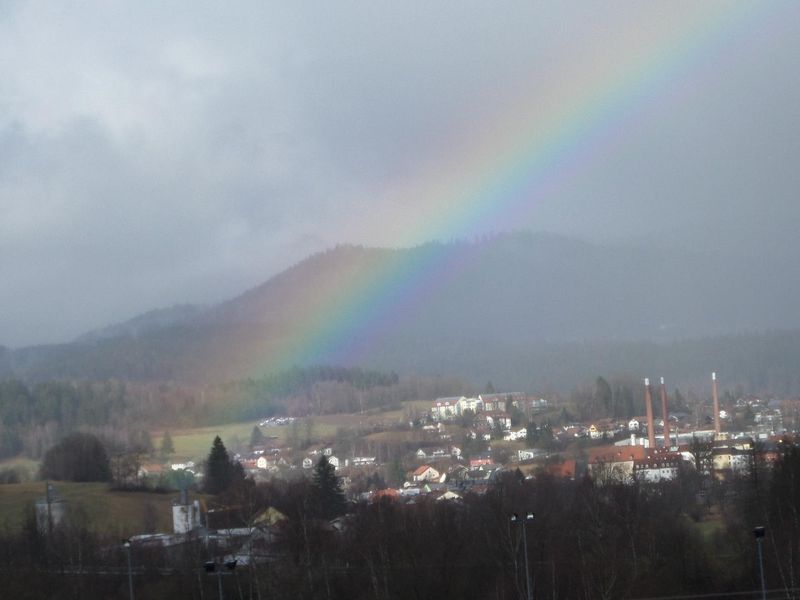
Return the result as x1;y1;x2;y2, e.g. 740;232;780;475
644;378;656;449
712;372;721;437
660;377;670;448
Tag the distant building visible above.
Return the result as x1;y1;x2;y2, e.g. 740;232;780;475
431;397;465;421
412;465;441;483
172;489;202;534
35;483;66;533
469;453;493;468
633;454;681;482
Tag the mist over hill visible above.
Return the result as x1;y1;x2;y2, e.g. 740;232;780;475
3;232;799;393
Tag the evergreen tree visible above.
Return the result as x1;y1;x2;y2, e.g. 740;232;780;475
525;421;539;447
595;376;613;416
310;455;345;519
250;425;265;448
204;436;234;495
160;430;174;457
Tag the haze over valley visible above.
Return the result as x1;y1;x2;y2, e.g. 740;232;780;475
2;4;800;599
3;232;800;392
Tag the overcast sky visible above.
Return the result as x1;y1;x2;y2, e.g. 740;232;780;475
2;1;799;347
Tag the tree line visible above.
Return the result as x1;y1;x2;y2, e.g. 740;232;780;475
0;368;465;462
2;444;800;599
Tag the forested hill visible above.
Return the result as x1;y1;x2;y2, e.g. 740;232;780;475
3;232;800;393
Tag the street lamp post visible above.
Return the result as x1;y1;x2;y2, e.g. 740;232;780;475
754;526;766;600
511;512;535;600
204;558;238;600
205;561;224;600
123;540;134;600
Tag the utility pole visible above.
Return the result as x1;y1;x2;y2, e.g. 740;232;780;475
124;540;134;600
511;512;535;600
754;526;766;600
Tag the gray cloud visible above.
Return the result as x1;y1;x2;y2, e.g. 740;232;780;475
1;2;799;346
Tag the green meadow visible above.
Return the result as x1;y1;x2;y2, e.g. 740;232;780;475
0;481;203;536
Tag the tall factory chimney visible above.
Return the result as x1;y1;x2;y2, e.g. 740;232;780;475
644;378;656;449
660;377;671;448
712;371;721;437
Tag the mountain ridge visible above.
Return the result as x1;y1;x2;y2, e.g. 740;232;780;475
2;232;799;392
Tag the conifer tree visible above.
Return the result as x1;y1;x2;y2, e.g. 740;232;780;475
160;430;174;457
250;425;265;448
204;436;233;495
310;455;345;519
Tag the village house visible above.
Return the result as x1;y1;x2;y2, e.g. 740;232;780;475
239;458;259;470
503;427;527;442
479;394;504;412
415;446;450;461
712;445;752;477
412;465;441;483
587;445;649;483
170;460;196;471
431;447;450;459
469;453;493;468
518;448;546;461
477;411;512;431
138;463;165;479
478;392;526;411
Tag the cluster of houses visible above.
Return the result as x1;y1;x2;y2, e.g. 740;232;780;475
234;445;377;476
133;382;797;505
430;393;546;422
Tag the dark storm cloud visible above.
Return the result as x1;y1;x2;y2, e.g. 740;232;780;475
1;2;799;346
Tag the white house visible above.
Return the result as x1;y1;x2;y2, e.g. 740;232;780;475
302;457;313;469
430;397;465;421
503;427;527;442
633;454;681;482
457;396;483;415
412;465;440;483
483;412;512;431
170;461;195;471
328;456;340;470
518;448;546;461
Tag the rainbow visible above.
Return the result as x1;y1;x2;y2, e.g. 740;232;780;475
226;2;780;377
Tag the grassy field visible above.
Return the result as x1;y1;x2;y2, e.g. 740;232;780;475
159;404;412;461
0;400;424;536
156;421;268;460
0;481;203;536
